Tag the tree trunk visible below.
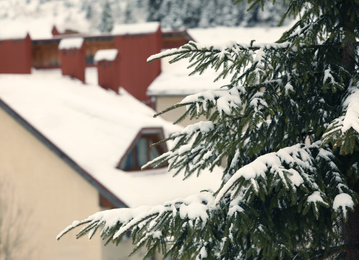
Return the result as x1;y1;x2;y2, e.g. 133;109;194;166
341;1;358;259
344;203;359;259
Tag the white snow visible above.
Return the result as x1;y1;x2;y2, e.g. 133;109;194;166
307;191;326;204
147;56;229;96
179;194;210;222
0;69;221;207
333;193;354;216
148;24;293;97
94;49;119;63
0;1;163;41
0;19;55;40
0;0;92;40
0;27;28;40
112;22;160;35
57;190;215;241
188;26;290;46
323;86;359;142
341;87;359;133
180;121;215;135
215;144;315;205
58;37;84;50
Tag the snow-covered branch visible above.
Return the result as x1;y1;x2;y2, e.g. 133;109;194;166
147;41;292;63
58;142;355;252
57;192;215;242
322;86;359;155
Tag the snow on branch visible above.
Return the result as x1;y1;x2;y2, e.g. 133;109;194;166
142;120;221;178
57;192;215;242
147;41;292;63
215;143;315;205
153;86;243;126
58;143;355;250
333;193;355;217
215;142;355;219
179;87;242;117
148;40;291;85
322;86;359;155
337;87;359;134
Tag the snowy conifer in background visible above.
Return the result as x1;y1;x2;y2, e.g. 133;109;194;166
58;0;359;259
145;0;287;30
98;0;113;33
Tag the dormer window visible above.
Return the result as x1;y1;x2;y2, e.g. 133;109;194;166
117;128;168;171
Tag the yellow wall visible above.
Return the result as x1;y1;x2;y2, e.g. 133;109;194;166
101;240;157;260
155;96;205;127
0;107;102;260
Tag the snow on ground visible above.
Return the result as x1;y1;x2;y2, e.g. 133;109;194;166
0;68;222;207
85;67;98;85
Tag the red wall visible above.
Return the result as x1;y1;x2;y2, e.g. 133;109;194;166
114;27;162;104
97;58;120;93
0;34;32;74
60;45;86;83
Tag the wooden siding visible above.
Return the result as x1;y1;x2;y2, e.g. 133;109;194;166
84;36;115;66
114;27;162;104
32;40;60;68
32;37;115;69
162;30;193;49
97;58;120;92
0;34;32;74
30;29;186;70
60;44;86;83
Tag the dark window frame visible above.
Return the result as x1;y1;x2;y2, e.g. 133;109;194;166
116;127;168;172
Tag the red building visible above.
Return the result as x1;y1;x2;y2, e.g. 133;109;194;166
94;49;120;92
113;23;162;105
162;30;194;49
0;33;32;74
32;26;191;70
59;37;86;83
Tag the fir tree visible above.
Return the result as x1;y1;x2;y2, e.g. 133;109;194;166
124;1;137;24
58;0;359;259
98;0;113;33
147;0;287;29
147;0;163;23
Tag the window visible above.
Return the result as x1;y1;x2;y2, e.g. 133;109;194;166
117;128;168;171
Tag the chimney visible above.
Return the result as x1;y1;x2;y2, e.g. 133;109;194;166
58;37;86;83
52;26;60;36
112;22;162;105
94;49;120;93
0;32;32;74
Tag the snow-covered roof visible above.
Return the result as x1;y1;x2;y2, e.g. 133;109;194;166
148;25;291;97
58;37;84;50
94;49;119;63
112;22;160;36
188;26;289;46
0;19;50;40
0;27;29;40
0;69;221;207
147;57;228;97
